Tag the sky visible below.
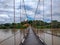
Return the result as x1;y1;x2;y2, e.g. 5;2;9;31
0;0;60;24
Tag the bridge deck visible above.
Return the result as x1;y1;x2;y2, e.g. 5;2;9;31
22;27;45;45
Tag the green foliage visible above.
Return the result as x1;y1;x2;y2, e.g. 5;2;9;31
51;20;60;28
0;20;60;29
0;22;28;29
28;20;60;29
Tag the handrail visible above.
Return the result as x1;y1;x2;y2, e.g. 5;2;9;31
0;31;20;44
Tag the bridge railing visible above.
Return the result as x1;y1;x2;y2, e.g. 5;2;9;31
0;29;28;45
33;28;60;45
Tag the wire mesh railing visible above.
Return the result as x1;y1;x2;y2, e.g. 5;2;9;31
32;0;60;45
0;29;28;45
0;0;60;45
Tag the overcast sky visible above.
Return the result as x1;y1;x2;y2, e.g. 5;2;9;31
0;0;60;24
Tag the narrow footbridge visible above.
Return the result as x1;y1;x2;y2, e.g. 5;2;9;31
20;27;46;45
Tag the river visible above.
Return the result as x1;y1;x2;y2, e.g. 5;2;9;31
37;29;60;45
0;29;24;45
0;29;60;45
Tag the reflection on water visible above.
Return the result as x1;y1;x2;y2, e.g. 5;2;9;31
0;29;13;42
0;29;60;45
2;29;10;33
0;29;21;45
40;29;60;37
37;29;60;45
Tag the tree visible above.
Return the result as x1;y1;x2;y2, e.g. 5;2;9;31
51;20;58;28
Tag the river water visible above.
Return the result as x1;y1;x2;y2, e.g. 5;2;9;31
37;29;60;45
0;29;24;45
0;29;60;45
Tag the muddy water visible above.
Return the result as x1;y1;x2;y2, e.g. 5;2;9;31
0;29;60;45
37;29;60;45
0;29;23;45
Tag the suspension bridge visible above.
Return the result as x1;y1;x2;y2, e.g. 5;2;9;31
0;0;60;45
20;26;46;45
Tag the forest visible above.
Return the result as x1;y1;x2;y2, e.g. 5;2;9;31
0;20;60;29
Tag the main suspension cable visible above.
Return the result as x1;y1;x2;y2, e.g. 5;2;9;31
19;0;22;43
42;0;45;43
51;0;53;45
13;0;16;45
34;0;40;20
23;0;28;21
33;0;40;34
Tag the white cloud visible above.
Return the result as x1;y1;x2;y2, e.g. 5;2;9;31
0;0;60;23
0;14;9;18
